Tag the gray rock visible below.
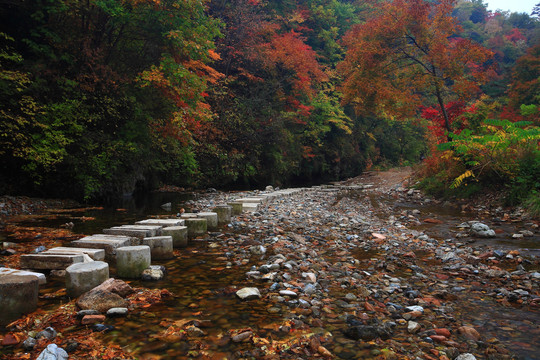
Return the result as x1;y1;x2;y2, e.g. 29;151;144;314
36;327;57;340
77;309;100;319
407;321;421;333
36;344;68;360
455;354;477;360
279;290;297;297
107;307;128;317
236;287;261;300
405;305;424;313
22;337;37;350
470;223;495;238
141;268;164;281
250;245;266;255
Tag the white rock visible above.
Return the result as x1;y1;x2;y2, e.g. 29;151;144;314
36;344;68;360
236;287;261;300
455;354;477;360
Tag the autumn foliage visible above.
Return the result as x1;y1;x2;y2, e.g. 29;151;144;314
0;0;538;203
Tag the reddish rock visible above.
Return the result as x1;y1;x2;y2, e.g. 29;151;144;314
77;289;127;313
1;333;19;346
435;273;449;280
403;310;422;320
403;251;416;258
81;314;106;325
424;218;443;224
430;335;447;343
91;278;134;298
458;326;481;341
434;328;451;337
478;251;494;259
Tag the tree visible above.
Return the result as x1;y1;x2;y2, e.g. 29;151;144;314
338;0;493;140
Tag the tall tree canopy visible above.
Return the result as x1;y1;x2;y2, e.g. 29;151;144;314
338;0;493;137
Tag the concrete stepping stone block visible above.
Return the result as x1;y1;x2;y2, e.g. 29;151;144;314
197;212;218;230
71;235;133;258
135;219;184;227
162;226;188;248
102;227;150;239
184;218;207;238
0;267;46;285
238;197;265;204
142;236;174;260
43;247;105;261
116;246;151;279
213;205;232;225
241;203;259;212
227;202;243;215
66;261;109;298
20;253;84;270
0;274;39;325
180;213;199;219
104;225;162;239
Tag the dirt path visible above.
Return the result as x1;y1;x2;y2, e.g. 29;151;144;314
340;167;414;193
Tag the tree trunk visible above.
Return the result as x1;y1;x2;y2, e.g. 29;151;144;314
435;85;452;142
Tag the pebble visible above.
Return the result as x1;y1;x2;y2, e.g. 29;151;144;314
232;331;253;342
106;307;128;317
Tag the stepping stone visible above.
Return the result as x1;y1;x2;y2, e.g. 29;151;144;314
241;203;259;212
135;219;184;227
103;225;162;239
66;261;109;297
0;267;46;285
0;274;39;325
116;246;151;279
20;253;84;270
72;235;133;259
184;218;207;238
180;213;199;219
142;236;174;260
43;247;105;261
197;212;218;230
227;202;243;215
237;197;266;204
213;205;232;225
162;226;188;248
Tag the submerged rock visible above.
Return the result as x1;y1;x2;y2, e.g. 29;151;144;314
36;344;68;360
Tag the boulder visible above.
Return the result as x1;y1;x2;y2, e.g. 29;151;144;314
76;289;127;313
91;278;134;298
470;222;495;238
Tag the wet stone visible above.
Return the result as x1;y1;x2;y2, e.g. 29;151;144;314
36;344;68;360
0;274;39;325
116;245;151;279
66;261;109;298
36;327;57;341
22;337;37;350
107;307;128;317
236;287;261;300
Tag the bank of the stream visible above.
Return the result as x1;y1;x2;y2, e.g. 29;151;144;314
1;170;539;360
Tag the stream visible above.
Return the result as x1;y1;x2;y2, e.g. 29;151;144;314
1;188;539;359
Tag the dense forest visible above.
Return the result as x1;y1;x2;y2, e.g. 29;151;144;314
0;0;538;208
